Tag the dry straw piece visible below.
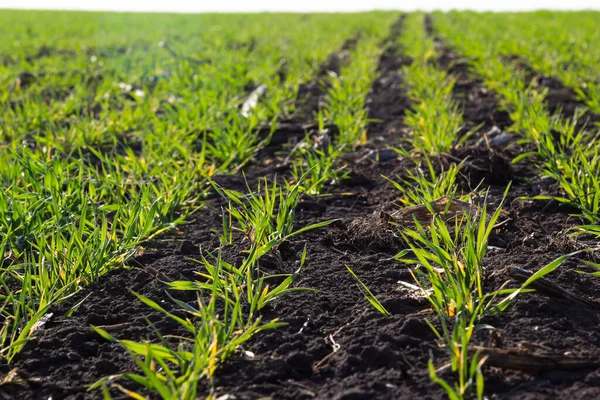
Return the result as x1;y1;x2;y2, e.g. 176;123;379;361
389;196;500;226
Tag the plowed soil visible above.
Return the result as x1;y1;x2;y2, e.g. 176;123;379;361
2;16;600;400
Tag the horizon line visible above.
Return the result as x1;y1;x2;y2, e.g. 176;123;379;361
2;7;599;13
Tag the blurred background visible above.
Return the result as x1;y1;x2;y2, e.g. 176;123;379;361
2;0;599;12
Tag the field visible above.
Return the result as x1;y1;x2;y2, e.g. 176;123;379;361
1;9;600;400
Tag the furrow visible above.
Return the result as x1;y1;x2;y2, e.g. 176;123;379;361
1;18;416;400
258;35;361;150
507;54;600;127
365;15;413;145
425;16;516;186
206;16;435;399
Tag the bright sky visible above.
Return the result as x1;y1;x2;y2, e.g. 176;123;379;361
1;0;599;12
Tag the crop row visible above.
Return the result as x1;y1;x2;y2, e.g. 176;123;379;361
434;12;600;226
0;10;400;398
338;12;600;399
0;11;397;361
1;10;599;400
436;11;600;114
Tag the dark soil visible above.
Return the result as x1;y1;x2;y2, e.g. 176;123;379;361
2;16;600;400
293;34;360;122
367;16;412;144
504;54;600;127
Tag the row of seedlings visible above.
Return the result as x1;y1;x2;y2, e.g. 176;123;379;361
436;11;600;114
0;14;372;364
290;13;401;195
352;13;575;400
82;14;402;398
434;12;600;230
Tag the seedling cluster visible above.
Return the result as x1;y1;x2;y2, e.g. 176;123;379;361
1;9;599;400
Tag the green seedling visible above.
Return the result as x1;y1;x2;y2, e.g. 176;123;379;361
290;138;349;196
1;11;402;361
385;157;466;207
90;235;311;398
345;265;389;315
536;148;600;223
212;171;333;248
395;188;510;322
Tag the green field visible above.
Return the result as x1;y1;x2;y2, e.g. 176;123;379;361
1;10;600;399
